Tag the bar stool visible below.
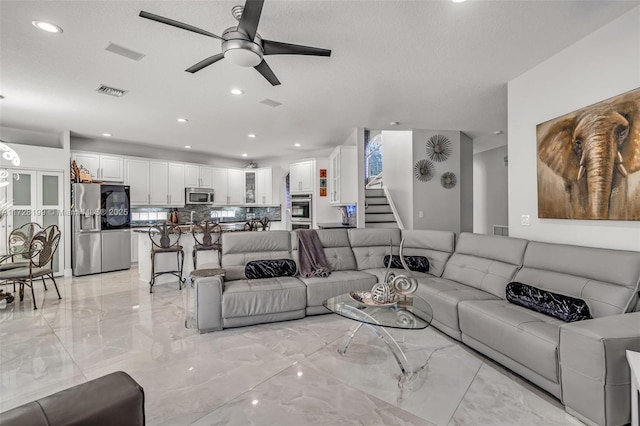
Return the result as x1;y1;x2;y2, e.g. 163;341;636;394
191;220;222;269
148;222;185;293
258;217;270;231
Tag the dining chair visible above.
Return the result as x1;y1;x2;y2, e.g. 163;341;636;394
0;222;44;292
191;221;222;269
0;225;62;309
148;222;185;293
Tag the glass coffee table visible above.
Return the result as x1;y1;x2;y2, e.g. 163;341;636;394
323;293;433;384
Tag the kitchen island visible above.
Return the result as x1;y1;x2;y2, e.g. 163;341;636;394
134;222;246;287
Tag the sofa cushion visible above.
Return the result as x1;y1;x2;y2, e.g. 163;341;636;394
384;255;429;273
292;229;357;272
222;231;292;281
299;270;378;307
459;300;563;383
506;282;592;323
400;229;455;277
442;233;528;298
348;228;402;270
514;241;640;318
244;259;297;280
362;268;430;283
415;277;499;337
222;277;307;318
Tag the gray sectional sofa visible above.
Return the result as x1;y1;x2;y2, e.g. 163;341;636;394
190;228;640;426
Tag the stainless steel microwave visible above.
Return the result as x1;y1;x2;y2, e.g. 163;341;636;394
185;187;214;204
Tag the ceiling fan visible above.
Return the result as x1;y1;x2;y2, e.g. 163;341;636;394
139;0;331;86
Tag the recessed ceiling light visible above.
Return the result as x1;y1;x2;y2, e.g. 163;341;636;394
389;121;400;127
32;21;63;33
184;145;191;149
451;0;467;3
493;130;504;135
248;134;256;138
294;143;301;147
177;118;188;123
231;88;244;95
102;133;112;137
241;153;248;157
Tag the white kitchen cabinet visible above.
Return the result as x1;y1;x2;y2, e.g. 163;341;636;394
184;165;199;187
131;231;139;263
329;145;357;205
245;168;273;205
72;152;124;182
149;161;169;205
168;163;185;206
213;168;244;205
125;158;150;205
185;165;212;188
228;169;244;204
290;160;314;194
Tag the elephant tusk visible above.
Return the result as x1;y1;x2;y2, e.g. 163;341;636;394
616;151;628;177
577;165;586;180
617;163;628;177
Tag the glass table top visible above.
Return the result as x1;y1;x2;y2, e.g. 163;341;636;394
323;293;433;330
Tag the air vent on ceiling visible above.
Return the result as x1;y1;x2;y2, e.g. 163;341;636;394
105;42;145;61
96;84;127;97
260;98;282;108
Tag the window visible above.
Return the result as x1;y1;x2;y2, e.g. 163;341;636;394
365;133;382;185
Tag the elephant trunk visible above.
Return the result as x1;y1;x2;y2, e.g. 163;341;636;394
585;136;615;219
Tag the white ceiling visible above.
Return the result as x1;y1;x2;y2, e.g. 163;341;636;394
0;1;636;159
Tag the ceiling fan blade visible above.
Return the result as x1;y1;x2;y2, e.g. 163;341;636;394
139;11;222;40
185;54;225;73
237;0;264;41
262;39;331;57
254;60;281;86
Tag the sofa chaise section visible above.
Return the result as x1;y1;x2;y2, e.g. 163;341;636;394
459;241;640;424
415;232;529;339
293;229;378;315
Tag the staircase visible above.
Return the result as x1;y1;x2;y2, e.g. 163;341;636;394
365;188;400;229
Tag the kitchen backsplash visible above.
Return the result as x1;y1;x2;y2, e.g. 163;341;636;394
131;205;281;226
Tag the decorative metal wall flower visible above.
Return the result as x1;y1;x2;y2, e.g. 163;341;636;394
440;172;457;189
426;134;452;162
413;159;435;182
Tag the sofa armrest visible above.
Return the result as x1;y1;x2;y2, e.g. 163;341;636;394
193;275;224;332
559;312;640;426
0;371;144;426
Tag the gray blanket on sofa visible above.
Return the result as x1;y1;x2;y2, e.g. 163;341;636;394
295;230;330;278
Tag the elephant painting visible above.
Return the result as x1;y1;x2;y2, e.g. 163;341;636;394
536;87;640;220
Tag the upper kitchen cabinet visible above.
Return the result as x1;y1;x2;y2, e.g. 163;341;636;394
71;152;124;182
244;167;273;205
185;165;212;188
213;168;244;205
149;161;185;206
125;158;150;205
168;163;185;206
329;145;357;205
290;160;314;194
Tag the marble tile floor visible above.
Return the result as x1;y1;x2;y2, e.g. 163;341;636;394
0;268;586;426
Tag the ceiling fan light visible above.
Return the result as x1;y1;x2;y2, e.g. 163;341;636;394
224;47;262;67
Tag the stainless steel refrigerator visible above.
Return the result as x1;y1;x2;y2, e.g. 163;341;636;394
72;183;131;276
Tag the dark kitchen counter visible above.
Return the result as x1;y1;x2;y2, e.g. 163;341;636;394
317;222;356;229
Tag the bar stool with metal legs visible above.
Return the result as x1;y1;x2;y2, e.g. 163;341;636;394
149;222;185;293
191;220;222;269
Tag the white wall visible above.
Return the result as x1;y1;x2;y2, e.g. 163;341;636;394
473;146;508;234
508;6;640;251
381;131;413;227
460;133;474;233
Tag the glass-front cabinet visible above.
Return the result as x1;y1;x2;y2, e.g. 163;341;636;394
244;168;273;205
3;169;65;275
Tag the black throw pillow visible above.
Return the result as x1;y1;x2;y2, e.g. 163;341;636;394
245;259;297;279
505;282;592;323
383;255;429;273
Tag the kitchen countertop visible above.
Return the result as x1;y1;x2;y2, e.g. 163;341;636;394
316;222;356;229
133;222;247;233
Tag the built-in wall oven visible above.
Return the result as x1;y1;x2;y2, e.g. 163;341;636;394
291;194;312;230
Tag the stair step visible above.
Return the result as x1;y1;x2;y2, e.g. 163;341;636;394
365;204;392;213
365;222;400;229
365;213;396;222
365;197;389;205
365;189;385;197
